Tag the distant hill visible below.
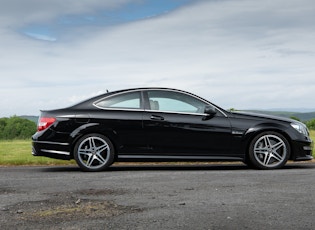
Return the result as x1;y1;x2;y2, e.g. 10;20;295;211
19;116;38;123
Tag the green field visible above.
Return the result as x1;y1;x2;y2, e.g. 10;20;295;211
0;131;314;166
0;140;75;166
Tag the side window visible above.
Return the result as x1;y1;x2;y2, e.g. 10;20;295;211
147;90;207;113
94;92;141;109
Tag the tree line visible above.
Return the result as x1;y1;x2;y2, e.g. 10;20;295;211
306;119;315;130
0;116;37;140
0;116;314;140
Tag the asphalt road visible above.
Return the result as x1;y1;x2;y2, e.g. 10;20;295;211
1;162;315;230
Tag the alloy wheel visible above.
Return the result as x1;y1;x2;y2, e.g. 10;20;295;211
253;134;288;168
75;135;114;171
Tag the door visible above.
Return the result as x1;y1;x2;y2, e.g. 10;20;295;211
143;90;233;156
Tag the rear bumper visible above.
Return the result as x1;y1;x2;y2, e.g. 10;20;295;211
32;140;71;160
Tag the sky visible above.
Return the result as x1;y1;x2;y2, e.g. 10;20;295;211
1;0;315;117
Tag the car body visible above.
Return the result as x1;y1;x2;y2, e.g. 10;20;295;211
32;87;313;171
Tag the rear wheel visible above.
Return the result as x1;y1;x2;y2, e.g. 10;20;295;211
74;134;115;172
248;131;290;169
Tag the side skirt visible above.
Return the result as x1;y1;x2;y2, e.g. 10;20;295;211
117;154;243;162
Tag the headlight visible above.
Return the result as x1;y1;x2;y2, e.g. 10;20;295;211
291;123;309;136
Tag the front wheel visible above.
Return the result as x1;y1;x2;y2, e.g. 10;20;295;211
248;131;290;169
74;134;115;172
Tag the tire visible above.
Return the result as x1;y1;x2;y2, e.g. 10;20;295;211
74;134;115;172
248;131;290;170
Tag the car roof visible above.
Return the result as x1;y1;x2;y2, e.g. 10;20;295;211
81;87;202;102
70;87;229;114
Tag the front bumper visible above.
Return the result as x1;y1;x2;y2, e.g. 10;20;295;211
291;139;313;161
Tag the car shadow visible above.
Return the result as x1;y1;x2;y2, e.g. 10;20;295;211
39;163;248;172
39;162;315;172
282;162;315;169
109;163;249;171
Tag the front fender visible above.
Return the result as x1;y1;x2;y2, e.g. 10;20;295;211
244;122;292;142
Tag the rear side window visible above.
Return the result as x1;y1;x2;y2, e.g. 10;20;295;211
94;92;141;109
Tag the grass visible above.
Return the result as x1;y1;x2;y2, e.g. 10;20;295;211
311;130;315;156
0;131;314;166
0;140;75;166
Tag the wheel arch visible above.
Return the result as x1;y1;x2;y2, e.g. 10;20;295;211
68;123;120;159
243;125;293;162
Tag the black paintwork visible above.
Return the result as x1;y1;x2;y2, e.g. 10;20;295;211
32;88;313;163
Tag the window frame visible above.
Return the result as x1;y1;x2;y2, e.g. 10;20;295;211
143;89;226;117
93;90;144;111
92;88;227;117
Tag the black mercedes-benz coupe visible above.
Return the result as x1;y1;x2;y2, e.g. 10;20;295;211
32;87;313;171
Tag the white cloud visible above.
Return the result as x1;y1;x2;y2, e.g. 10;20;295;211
0;0;315;117
24;32;57;41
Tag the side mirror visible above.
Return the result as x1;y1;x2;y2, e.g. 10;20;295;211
204;105;217;116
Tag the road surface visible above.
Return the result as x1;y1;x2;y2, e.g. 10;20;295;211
1;162;315;229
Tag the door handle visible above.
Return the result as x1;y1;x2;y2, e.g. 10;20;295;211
150;115;165;121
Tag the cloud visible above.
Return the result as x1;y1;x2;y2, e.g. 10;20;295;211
2;0;193;42
24;32;57;41
0;0;315;116
0;0;133;23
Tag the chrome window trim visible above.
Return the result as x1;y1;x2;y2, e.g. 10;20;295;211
93;89;143;111
92;88;228;117
93;107;144;112
145;109;208;117
145;88;228;117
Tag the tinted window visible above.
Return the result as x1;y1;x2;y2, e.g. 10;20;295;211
147;90;207;113
94;92;141;109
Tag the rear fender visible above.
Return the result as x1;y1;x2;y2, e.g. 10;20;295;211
69;123;120;157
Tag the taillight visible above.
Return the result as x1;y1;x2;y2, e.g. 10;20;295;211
37;117;56;131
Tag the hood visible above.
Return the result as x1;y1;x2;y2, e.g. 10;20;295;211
229;111;296;123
